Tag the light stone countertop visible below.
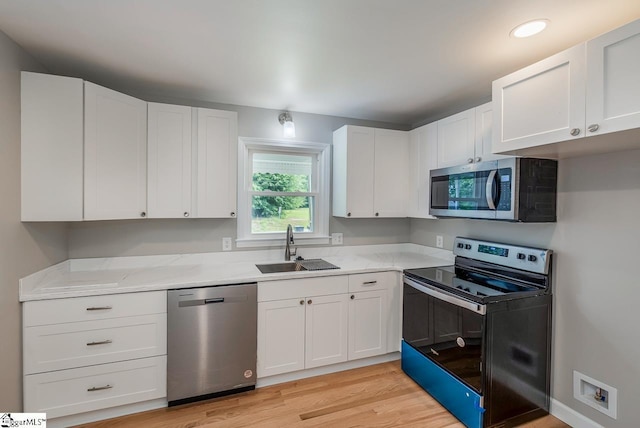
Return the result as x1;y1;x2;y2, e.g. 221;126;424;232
19;243;454;302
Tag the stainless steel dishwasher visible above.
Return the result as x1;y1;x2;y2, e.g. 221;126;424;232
167;282;257;406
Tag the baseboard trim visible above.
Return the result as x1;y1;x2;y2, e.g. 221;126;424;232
551;398;604;428
256;352;401;388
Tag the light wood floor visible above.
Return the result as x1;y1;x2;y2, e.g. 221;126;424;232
76;361;569;428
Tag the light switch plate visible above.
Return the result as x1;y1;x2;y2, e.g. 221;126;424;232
222;237;233;251
331;233;343;245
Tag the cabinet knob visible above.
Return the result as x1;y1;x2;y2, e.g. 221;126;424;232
307;299;312;305
184;212;189;218
230;212;236;217
299;300;304;305
570;128;581;136
588;124;600;133
467;158;473;163
347;212;351;217
140;212;146;218
350;295;355;300
375;212;379;217
475;157;482;163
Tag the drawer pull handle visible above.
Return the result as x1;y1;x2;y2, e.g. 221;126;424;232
362;281;377;285
86;306;112;311
87;340;113;346
88;385;112;392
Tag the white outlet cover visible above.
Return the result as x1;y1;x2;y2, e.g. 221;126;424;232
331;233;343;245
436;235;444;248
222;237;233;251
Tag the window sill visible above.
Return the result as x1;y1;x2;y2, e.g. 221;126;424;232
236;236;331;248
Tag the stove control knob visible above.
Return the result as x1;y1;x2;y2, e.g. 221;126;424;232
517;253;526;260
528;254;537;262
464;244;472;250
457;243;464;249
464;287;471;292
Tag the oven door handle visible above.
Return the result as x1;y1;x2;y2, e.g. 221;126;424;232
404;276;486;315
485;169;497;210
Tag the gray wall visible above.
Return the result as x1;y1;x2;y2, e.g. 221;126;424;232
68;95;411;258
411;149;640;427
0;32;68;410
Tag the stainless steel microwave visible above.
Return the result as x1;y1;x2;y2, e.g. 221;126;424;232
429;158;558;222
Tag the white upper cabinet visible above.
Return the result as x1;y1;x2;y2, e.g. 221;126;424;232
434;102;505;169
437;108;476;168
373;129;409;217
84;82;148;220
21;72;84;221
332;126;375;218
408;122;437;219
333;125;409;218
195;108;238;218
492;19;640;158
586;19;640;136
474;102;507;163
147;103;193;219
492;44;586;153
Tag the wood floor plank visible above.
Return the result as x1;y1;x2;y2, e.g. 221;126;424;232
75;361;569;428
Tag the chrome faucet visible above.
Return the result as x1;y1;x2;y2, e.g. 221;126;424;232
285;224;297;261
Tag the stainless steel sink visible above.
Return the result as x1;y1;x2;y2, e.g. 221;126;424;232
255;262;307;274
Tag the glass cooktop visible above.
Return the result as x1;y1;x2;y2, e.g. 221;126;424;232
404;265;543;303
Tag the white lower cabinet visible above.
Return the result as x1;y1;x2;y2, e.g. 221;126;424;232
24;356;166;419
257;272;400;379
257;298;306;377
305;294;349;368
348;290;387;360
22;291;167;419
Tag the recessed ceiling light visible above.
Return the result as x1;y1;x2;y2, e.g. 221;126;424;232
510;19;549;38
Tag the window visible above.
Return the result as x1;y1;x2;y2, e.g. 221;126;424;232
237;138;330;247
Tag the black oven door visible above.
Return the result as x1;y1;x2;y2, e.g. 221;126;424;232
403;280;485;393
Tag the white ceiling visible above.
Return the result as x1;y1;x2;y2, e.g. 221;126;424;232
0;0;639;125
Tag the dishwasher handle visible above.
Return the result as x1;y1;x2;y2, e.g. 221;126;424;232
177;294;246;307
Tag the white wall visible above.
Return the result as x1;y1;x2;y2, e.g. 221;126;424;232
0;32;68;410
68;95;411;258
410;149;640;427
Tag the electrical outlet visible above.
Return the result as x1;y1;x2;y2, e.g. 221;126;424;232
436;235;444;248
331;232;343;245
222;237;233;251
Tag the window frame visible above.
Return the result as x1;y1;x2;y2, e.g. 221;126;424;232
237;137;331;248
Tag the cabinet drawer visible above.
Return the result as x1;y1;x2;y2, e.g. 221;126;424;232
24;291;166;326
24;356;166;419
24;314;167;374
258;275;348;302
348;272;392;292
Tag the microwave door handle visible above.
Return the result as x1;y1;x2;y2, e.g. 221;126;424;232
485;170;497;210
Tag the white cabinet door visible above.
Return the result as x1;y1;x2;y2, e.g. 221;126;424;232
586;19;640;136
474;102;507;162
332;126;375;218
257;299;305;377
408;123;437;218
84;82;147;220
305;294;348;369
437;108;476;168
195;108;238;218
348;289;388;360
147;103;192;219
21;72;84;221
373;129;409;217
492;44;586;153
